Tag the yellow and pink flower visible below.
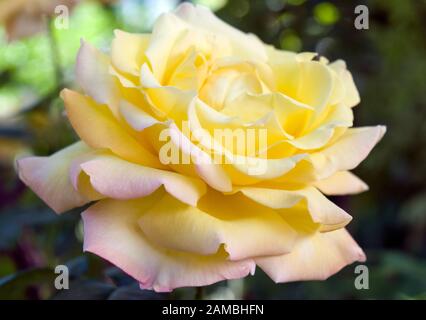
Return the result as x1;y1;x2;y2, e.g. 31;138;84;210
17;3;385;292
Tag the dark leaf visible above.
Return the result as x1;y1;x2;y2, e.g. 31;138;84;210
50;279;115;300
108;283;167;300
0;267;55;299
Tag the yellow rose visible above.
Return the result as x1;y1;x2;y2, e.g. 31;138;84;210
17;3;385;291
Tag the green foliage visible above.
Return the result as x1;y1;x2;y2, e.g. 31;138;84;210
314;2;340;26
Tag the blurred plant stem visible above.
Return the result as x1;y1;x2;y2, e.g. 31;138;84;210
45;15;63;92
19;16;65;116
195;286;204;300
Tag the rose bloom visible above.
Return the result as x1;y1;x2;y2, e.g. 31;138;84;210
17;4;385;292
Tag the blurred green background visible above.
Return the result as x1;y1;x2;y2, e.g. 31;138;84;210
0;0;425;300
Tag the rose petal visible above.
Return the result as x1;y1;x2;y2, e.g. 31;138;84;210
139;63;194;118
76;153;206;206
75;40;119;116
329;60;360;108
188;98;307;181
111;30;150;76
17;141;92;213
145;13;188;83
168;122;233;192
289;103;353;150
309;125;386;179
61;89;163;168
314;171;369;195
239;186;352;232
119;100;161;131
139;191;297;260
175;3;267;62
256;228;366;282
270;50;333;115
82;195;256;292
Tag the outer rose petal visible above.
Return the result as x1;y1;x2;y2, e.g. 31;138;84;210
61;89;163;169
256;228;366;283
314;171;369;196
17;141;92;213
280;125;386;184
139;191;297;260
239;186;352;232
75;40;119;116
75;153;206;206
309;126;386;179
82;195;256;292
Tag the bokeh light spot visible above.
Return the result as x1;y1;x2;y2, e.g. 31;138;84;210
314;2;340;25
279;31;302;51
